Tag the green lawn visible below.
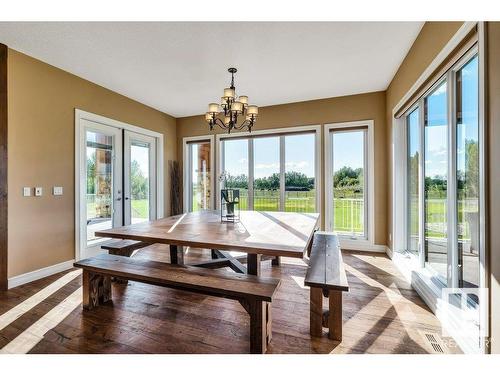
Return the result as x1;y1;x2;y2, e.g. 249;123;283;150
87;198;149;220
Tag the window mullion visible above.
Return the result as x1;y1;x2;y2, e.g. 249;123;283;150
448;70;459;288
418;98;426;268
279;136;285;211
248;139;254;210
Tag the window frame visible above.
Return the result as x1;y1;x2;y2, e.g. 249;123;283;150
182;135;215;213
324;120;375;249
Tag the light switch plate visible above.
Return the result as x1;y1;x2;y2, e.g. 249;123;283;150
53;186;63;196
35;187;43;196
23;187;31;197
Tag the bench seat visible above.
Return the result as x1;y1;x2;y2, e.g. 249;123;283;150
304;232;349;341
74;253;281;353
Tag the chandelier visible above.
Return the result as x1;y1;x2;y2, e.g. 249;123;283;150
205;67;258;133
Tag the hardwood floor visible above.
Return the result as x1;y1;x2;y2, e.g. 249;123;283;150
0;246;461;354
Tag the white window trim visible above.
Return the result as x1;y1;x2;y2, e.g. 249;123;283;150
215;125;322;214
182;135;215;213
74;109;164;261
324;120;375;250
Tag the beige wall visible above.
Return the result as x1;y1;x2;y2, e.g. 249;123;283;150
7;49;177;278
385;22;464;250
486;21;500;355
177;91;388;245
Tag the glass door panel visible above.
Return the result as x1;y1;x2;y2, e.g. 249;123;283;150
124;132;156;225
81;120;122;259
188;141;212;212
456;55;479;289
285;133;316;212
407;108;420;256
253;137;280;211
424;81;448;282
331;130;366;238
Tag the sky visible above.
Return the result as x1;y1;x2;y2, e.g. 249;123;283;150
222;133;317;178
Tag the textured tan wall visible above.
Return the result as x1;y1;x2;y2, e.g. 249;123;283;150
177;91;387;245
385;22;464;250
486;21;500;354
7;49;177;277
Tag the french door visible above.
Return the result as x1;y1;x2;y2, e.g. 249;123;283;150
78;116;158;260
124;132;157;224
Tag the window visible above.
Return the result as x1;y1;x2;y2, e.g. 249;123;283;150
325;121;373;245
330;129;367;238
187;141;212;211
285;133;316;213
219;127;319;213
253;136;280;211
222;138;249;209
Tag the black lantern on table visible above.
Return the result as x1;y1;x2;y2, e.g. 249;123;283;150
220;189;240;223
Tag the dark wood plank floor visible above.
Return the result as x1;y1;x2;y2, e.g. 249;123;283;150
0;245;461;354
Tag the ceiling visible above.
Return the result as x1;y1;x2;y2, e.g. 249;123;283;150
0;22;423;117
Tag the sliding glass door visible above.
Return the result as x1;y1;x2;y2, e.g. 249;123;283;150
424;80;448;282
400;48;483;351
220;131;318;213
405;51;480;289
456;55;479;289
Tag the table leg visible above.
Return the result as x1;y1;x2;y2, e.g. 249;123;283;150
247;253;261;276
170;245;184;265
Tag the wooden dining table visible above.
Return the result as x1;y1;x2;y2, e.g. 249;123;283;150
95;210;320;276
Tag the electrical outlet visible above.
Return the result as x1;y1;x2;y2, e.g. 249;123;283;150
53;186;63;196
23;187;31;197
35;187;43;197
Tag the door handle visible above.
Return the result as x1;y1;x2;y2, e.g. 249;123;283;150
125;197;130;200
116;197;122;201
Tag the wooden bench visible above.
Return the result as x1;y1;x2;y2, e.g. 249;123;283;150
101;240;151;283
304;232;349;341
101;239;149;257
74;253;281;354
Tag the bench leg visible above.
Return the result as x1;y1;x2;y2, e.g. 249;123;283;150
310;287;323;337
266;302;272;344
328;290;342;341
271;256;281;267
82;270;112;310
211;249;218;259
170;245;184;265
248;299;268;354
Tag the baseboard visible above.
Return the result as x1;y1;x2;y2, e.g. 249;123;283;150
340;242;389;253
8;259;75;289
385;245;394;259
